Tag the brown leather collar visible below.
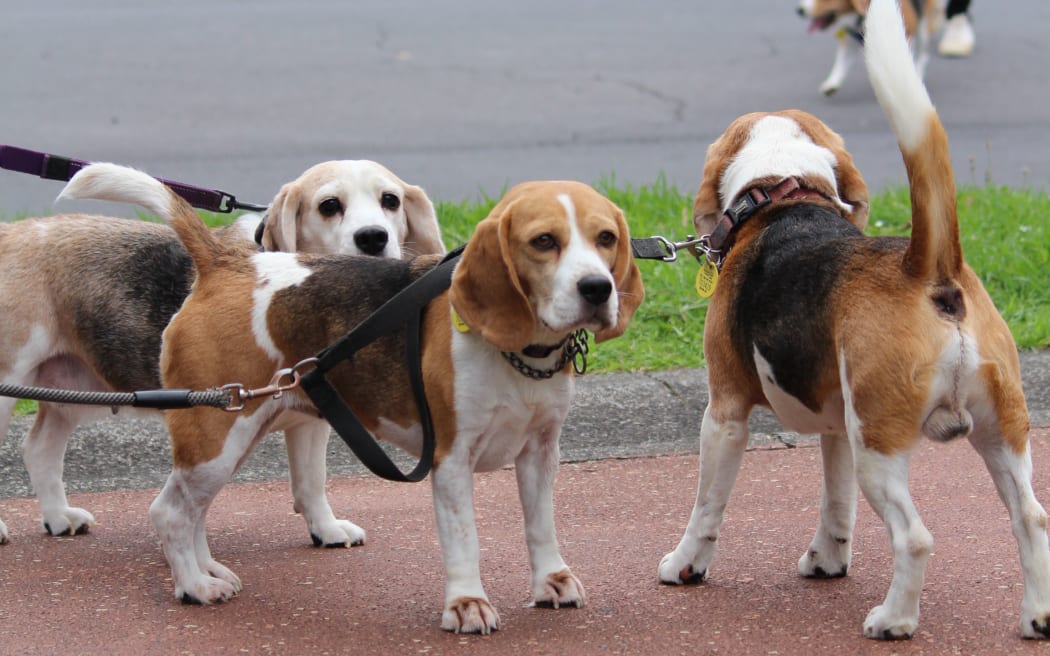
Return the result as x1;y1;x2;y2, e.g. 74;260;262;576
707;177;829;262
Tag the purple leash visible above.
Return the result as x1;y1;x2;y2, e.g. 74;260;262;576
0;144;268;213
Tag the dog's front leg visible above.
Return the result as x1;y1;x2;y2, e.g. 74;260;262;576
22;404;96;536
970;433;1050;638
820;31;859;96
659;404;750;585
852;443;931;640
515;426;585;610
285;419;366;547
432;458;500;634
798;433;856;579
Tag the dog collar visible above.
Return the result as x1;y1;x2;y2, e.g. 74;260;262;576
706;177;829;266
502;330;589;379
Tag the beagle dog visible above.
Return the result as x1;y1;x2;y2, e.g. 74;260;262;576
0;159;444;546
660;0;1050;640
59;166;644;634
798;0;940;96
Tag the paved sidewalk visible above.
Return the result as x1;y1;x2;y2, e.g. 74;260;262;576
2;351;1050;654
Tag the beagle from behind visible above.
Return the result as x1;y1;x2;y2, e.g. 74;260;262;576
60;166;644;634
660;0;1050;639
798;0;940;96
0;159;444;547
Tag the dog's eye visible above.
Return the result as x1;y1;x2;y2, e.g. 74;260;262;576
318;198;343;217
381;192;401;211
597;230;617;248
531;234;557;251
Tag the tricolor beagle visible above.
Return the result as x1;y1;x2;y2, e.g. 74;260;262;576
798;0;940;96
660;0;1050;640
59;166;644;634
0;160;444;547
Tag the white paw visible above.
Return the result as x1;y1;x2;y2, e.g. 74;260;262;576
310;519;366;548
820;80;840;96
441;596;500;634
658;549;708;585
176;573;241;605
797;541;850;578
532;568;585;609
1021;606;1050;638
0;518;9;544
863;604;917;640
42;507;95;536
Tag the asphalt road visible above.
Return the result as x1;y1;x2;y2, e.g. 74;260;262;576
2;0;1049;221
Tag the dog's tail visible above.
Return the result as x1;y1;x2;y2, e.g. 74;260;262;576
58;163;225;274
864;0;962;284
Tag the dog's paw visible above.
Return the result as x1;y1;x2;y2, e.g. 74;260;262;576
1021;607;1050;638
0;519;9;544
820;82;840;97
658;550;707;585
863;604;917;640
42;507;95;536
310;519;366;548
531;568;586;609
176;574;240;605
797;542;850;579
441;596;500;634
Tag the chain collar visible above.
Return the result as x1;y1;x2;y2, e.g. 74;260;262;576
501;330;589;379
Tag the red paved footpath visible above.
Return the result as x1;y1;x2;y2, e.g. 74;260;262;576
5;429;1050;656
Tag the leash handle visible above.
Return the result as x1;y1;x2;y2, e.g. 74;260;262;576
0;144;268;213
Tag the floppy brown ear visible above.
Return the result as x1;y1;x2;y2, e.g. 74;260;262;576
594;207;645;343
402;183;445;258
261;182;302;252
692;136;730;237
449;202;534;352
800;114;871;230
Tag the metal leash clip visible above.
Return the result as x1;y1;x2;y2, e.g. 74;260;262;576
222;357;319;412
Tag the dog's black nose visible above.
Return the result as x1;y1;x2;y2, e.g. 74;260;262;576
354;226;389;255
577;275;613;306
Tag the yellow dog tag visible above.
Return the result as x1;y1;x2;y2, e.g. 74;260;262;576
695;259;719;299
451;308;471;333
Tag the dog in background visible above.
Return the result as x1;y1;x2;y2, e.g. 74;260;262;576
59;164;643;634
0;160;444;546
660;0;1050;639
798;0;941;95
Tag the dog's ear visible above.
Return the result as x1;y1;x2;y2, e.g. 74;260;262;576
449;200;534;352
401;183;445;258
849;0;871;13
802;115;871;230
594;206;645;344
261;181;302;252
692;124;747;236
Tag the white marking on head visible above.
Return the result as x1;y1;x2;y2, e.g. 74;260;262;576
720;115;853;215
250;252;312;360
536;193;617;334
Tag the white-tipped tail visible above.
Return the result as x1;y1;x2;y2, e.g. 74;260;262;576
863;0;935;152
58;163;172;220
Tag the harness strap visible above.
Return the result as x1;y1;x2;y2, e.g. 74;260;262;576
0;144;267;213
300;246;464;482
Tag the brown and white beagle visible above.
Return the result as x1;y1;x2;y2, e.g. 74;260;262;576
59;166;644;634
660;0;1050;640
798;0;940;96
0;160;443;547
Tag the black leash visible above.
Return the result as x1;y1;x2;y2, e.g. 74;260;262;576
300;247;465;483
0;144;268;213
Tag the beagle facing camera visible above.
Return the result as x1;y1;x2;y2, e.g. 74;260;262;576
60;167;644;634
661;0;1050;640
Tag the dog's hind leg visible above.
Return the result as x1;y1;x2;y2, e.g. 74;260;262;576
0;395;15;543
285;419;366;547
659;404;750;585
22;403;96;536
798;433;856;579
967;370;1050;638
